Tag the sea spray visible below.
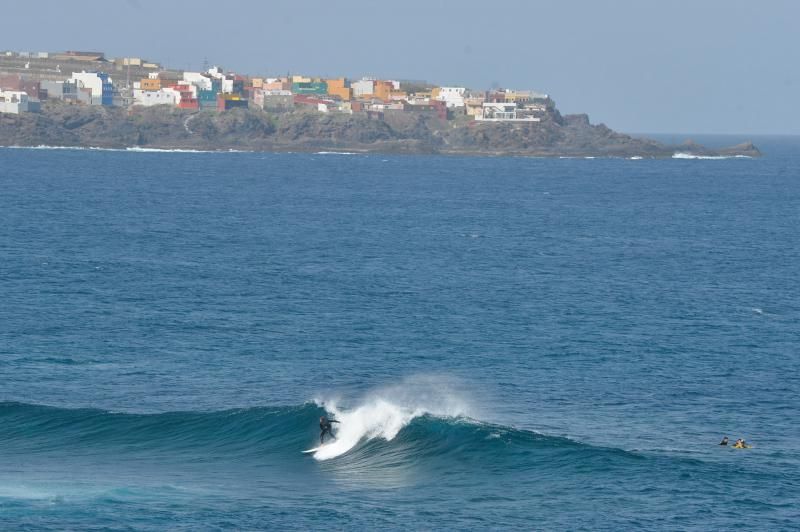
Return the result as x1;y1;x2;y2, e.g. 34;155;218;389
313;375;473;460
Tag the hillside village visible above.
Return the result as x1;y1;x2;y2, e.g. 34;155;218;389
0;50;761;158
0;50;551;123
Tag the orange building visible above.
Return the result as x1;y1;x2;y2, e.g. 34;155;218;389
140;78;161;91
374;80;394;101
325;78;351;101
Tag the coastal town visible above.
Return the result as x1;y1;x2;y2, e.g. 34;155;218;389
0;49;760;159
0;49;551;123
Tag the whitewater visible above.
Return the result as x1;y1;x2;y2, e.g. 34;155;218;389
311;377;471;460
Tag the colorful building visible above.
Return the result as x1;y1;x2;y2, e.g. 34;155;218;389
140;78;161;91
217;93;248;111
373;80;394;101
263;78;291;91
292;81;328;95
173;83;198;109
325;78;351;101
70;71;113;106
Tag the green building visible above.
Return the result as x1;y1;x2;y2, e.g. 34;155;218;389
291;81;328;95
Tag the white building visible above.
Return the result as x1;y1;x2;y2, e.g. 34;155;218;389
253;89;293;110
132;88;178;107
435;87;466;108
183;72;213;91
0;89;36;114
366;102;404;111
221;77;235;94
352;78;374;97
476;102;541;122
70;71;113;105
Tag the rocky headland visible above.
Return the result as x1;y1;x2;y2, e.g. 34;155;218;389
0;101;761;158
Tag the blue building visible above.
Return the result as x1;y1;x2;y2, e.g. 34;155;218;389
70;71;114;106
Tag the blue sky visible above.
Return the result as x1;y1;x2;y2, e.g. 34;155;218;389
6;0;798;134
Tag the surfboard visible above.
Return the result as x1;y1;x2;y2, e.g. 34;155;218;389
302;441;336;454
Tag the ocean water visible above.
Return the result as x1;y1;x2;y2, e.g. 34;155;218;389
1;140;799;529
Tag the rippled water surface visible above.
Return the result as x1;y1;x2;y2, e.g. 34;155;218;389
1;140;799;529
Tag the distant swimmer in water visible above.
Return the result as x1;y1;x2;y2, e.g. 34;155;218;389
719;436;729;446
733;438;751;449
319;416;340;444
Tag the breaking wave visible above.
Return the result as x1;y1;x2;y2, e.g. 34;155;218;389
0;397;641;475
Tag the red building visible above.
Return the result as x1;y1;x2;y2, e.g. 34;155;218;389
172;84;198;109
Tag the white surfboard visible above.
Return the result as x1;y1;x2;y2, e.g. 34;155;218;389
302;440;336;454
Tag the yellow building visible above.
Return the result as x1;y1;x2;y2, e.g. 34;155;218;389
140;78;161;91
503;90;532;104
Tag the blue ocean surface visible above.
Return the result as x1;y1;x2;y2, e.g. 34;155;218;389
1;140;799;529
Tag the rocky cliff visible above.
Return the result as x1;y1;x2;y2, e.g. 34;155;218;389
0;101;761;158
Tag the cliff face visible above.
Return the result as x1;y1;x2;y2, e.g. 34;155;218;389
0;101;761;158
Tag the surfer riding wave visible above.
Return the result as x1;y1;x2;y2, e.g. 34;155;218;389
319;416;339;444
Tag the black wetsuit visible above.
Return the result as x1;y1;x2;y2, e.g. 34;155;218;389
320;418;339;444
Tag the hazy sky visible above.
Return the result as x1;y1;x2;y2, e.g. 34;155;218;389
6;0;798;134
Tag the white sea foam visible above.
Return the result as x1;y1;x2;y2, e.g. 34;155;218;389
1;145;240;154
629;156;644;160
314;151;361;155
313;375;471;460
125;147;214;153
0;485;60;500
3;144;97;151
672;152;752;160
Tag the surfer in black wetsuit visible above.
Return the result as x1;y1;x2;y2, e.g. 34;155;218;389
320;416;339;444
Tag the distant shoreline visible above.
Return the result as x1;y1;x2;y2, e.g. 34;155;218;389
0;101;761;159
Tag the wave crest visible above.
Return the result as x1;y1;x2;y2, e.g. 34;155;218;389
314;376;472;459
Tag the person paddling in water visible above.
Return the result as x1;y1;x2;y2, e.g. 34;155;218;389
320;416;340;444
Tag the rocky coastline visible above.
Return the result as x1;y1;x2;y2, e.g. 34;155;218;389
0;101;761;158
